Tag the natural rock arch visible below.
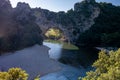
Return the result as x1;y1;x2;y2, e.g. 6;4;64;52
38;24;69;41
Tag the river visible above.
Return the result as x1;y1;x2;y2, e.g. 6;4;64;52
0;40;99;80
43;40;99;68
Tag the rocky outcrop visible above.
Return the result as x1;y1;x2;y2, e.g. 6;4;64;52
68;0;100;43
0;0;19;51
0;0;43;52
32;0;100;43
1;0;119;49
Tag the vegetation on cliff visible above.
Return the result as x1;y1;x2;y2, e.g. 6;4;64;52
33;0;100;43
77;2;120;47
33;0;120;47
0;0;120;51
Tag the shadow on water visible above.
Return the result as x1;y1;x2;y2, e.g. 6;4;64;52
44;40;99;68
59;48;99;68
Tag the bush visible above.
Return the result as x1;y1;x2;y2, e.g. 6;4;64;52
80;49;120;80
45;28;62;40
0;68;28;80
0;68;40;80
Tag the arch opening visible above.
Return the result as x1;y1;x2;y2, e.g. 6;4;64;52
44;27;65;41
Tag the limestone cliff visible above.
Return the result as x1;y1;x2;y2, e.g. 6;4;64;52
32;0;100;43
0;0;43;52
9;0;100;45
1;0;118;49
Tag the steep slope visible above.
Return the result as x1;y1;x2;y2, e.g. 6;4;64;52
0;0;19;51
13;2;43;47
77;3;120;47
0;0;43;53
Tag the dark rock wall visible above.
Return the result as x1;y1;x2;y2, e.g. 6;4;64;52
0;0;43;52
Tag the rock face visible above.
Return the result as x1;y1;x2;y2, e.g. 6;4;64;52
33;9;69;40
0;0;43;52
13;2;43;47
3;0;118;50
32;0;100;43
0;0;13;36
0;0;19;51
1;0;119;49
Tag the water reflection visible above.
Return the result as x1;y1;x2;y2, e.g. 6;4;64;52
43;40;99;68
43;42;62;60
60;48;98;67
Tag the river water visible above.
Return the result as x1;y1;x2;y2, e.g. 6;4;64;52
43;40;99;68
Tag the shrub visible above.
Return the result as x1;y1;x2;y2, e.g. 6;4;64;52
80;49;120;80
0;68;28;80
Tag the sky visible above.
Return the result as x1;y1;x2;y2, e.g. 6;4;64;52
9;0;120;12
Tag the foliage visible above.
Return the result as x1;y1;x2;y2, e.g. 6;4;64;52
78;3;120;47
74;1;93;18
0;68;41;80
0;68;28;80
45;28;62;39
101;32;120;46
34;75;40;80
80;49;120;80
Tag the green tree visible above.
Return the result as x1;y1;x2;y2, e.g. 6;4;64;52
45;28;62;40
81;49;120;80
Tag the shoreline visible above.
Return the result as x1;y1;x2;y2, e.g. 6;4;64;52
0;44;62;80
0;44;89;80
95;47;118;53
95;47;110;53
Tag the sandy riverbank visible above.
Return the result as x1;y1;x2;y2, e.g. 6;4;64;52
0;45;61;80
0;44;87;80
